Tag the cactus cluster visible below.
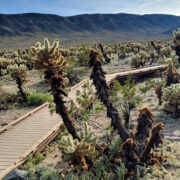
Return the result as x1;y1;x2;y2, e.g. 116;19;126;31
162;83;180;116
58;123;98;170
31;38;67;72
135;106;154;144
153;60;180;106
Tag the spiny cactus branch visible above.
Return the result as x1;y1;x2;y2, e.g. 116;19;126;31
88;49;130;142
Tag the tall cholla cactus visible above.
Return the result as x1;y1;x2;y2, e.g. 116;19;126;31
173;28;180;63
162;83;180;117
7;64;29;101
31;38;79;140
88;49;130;142
88;50;166;177
58;122;98;170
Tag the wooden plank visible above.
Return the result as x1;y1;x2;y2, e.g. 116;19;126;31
0;103;48;134
0;121;62;179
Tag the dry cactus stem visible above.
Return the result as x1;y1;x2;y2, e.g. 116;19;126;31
121;138;140;173
135;106;154;144
98;44;111;63
151;41;161;56
88;49;130;142
31;38;79;140
141;122;164;163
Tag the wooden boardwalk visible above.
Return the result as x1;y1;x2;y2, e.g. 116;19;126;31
0;65;166;179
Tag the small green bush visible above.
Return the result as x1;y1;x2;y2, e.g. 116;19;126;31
27;92;53;106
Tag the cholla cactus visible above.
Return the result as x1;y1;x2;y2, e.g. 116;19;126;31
173;28;180;63
160;46;172;58
141;122;164;163
162;60;180;86
130;55;142;68
31;38;79;140
80;122;97;143
59;135;79;154
135;106;154;144
7;64;28;101
172;28;180;40
31;38;67;72
58;123;98;170
152;79;165;105
162;83;180;116
98;44;111;63
0;58;15;68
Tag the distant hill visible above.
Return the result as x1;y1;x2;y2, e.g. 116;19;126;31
0;13;179;48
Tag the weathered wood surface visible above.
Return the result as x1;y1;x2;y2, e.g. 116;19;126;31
0;65;166;179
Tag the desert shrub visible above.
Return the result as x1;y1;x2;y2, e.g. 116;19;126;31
162;83;180;117
27;164;60;180
77;44;91;66
116;163;126;180
111;78;142;128
58;122;98;170
23;153;45;170
27;92;52;106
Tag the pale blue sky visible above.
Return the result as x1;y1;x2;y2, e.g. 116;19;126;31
0;0;180;16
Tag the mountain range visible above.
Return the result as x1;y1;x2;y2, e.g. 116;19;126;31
0;13;179;48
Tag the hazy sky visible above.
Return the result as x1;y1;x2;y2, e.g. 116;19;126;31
0;0;180;16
